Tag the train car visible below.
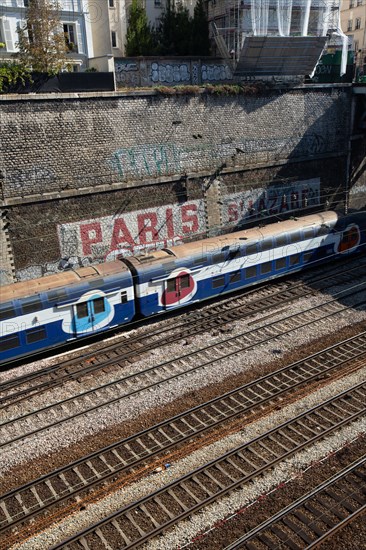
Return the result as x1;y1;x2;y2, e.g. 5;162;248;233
127;211;365;318
0;261;135;364
0;210;365;366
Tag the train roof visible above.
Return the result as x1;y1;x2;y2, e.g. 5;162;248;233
128;211;339;270
169;211;338;259
0;261;129;303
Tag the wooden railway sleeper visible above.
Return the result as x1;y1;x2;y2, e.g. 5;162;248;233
125;510;146;536
0;502;12;525
111;448;128;466
85;461;105;480
95;527;114;550
203;468;228;490
235;450;260;471
180;482;201;504
71;467;89;486
292;509;327;536
166;488;190;512
214;462;239;483
282;516;315;545
153;496;175;520
271;524;301;548
304;501;337;528
29;486;43;507
324;488;358;513
139;503;160;528
225;456;249;477
315;495;348;520
110;519;131;546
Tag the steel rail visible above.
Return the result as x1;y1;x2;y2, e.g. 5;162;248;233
1;258;365;404
1;331;365;536
0;282;308;408
224;455;366;550
48;382;366;549
1;282;365;453
1;286;365;452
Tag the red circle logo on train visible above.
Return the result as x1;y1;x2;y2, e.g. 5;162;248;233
161;270;197;307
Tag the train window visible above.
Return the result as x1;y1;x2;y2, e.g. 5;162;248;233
303;228;314;240
290;254;300;266
0;302;16;321
21;297;43;315
230;271;241;284
246;244;257;255
167;279;176;293
246;266;257;279
213;252;226;264
89;278;104;289
260;239;272;252
260;262;272;275
26;326;46;344
47;289;67;304
290;231;301;244
93;298;105;314
275;258;286;270
275;235;287;247
194;255;207;265
303;251;313;263
121;291;128;304
76;302;88;319
180;274;190;289
0;333;20;351
212;275;225;289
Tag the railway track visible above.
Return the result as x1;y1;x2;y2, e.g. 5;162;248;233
1;331;365;543
224;455;366;550
44;382;366;549
1;284;365;451
1;259;365;408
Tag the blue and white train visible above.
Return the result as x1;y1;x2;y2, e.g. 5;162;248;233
1;210;365;365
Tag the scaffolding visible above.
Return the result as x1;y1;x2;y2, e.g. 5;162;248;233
210;0;348;76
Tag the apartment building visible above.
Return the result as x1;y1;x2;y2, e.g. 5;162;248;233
0;0;94;70
340;0;366;74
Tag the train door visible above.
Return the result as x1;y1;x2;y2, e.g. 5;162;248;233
73;296;106;334
163;273;192;308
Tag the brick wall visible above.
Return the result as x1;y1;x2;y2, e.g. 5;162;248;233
0;85;355;283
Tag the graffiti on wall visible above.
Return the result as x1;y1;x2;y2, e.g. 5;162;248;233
201;64;233;82
108;135;331;182
58;199;207;262
108;144;181;179
222;179;321;227
113;58;233;87
114;60;140;87
150;62;191;84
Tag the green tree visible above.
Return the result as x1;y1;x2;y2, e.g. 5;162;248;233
16;0;67;74
191;0;210;56
125;0;155;56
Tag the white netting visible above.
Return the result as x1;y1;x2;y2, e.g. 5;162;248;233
277;0;293;37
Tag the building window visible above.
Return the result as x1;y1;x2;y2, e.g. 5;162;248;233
109;0;114;6
355;18;361;30
111;31;117;48
349;0;355;6
357;0;362;6
24;0;29;6
154;0;162;6
347;20;353;31
63;23;77;52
